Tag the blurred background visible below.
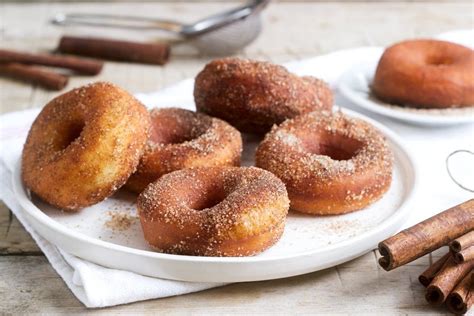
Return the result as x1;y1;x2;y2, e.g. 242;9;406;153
1;0;473;111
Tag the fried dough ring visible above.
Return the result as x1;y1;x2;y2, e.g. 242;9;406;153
372;39;474;108
256;111;393;215
137;167;289;256
125;108;242;193
22;82;150;210
194;57;333;133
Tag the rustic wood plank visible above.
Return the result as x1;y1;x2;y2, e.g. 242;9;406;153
0;202;41;255
0;253;451;314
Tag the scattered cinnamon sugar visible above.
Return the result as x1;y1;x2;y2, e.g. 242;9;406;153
326;220;360;234
368;92;474;117
104;211;138;231
256;110;393;182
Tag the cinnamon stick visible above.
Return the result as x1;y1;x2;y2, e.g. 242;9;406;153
0;49;103;75
454;245;474;264
58;36;170;65
446;270;473;314
418;253;451;287
450;231;474;253
378;199;474;271
0;63;68;90
425;256;474;305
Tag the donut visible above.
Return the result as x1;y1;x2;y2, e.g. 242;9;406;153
255;111;393;215
194;57;333;133
137;167;289;256
372;39;474;108
125;108;242;193
22;82;150;211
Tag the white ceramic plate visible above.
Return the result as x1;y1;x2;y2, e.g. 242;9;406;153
13;109;418;283
338;59;474;126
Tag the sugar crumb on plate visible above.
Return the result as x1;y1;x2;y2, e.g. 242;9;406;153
104;211;138;231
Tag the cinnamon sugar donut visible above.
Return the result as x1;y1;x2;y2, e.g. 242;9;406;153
137;167;289;256
255;111;393;215
194;57;333;133
22;82;150;211
125;108;242;193
372;39;474;108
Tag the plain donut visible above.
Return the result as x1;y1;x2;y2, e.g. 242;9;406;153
372;39;474;108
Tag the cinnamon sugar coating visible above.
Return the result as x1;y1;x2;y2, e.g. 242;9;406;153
125;108;243;193
255;111;393;215
137;167;289;256
22;82;151;211
373;39;474;108
194;57;333;133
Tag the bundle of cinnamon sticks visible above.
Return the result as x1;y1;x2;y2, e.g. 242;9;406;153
0;36;170;91
379;199;474;314
0;49;103;90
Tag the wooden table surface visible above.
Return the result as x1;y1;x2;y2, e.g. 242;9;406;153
1;1;472;314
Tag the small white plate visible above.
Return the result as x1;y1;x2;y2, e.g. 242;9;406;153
338;59;474;126
13;109;418;283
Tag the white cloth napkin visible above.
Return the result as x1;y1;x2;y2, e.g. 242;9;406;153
0;29;473;308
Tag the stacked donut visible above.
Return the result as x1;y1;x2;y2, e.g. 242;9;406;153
22;56;395;257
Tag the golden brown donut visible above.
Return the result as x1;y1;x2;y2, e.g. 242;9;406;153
137;167;289;256
194;57;333;133
372;39;474;108
255;111;393;215
125;108;242;193
22;82;150;211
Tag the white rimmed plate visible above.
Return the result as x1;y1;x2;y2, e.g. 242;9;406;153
13;109;418;283
338;59;474;126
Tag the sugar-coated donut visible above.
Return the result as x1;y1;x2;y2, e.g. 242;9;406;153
22;82;150;211
372;39;474;108
125;108;242;193
194;57;333;133
255;111;393;215
137;167;290;256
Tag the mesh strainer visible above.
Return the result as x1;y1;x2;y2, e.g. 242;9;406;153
52;0;270;55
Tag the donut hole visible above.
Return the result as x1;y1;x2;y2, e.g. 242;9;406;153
181;173;229;211
57;120;85;151
189;187;227;211
149;112;210;145
300;132;362;161
192;191;227;211
150;128;202;145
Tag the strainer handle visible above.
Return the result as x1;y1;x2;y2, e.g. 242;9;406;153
51;13;183;33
